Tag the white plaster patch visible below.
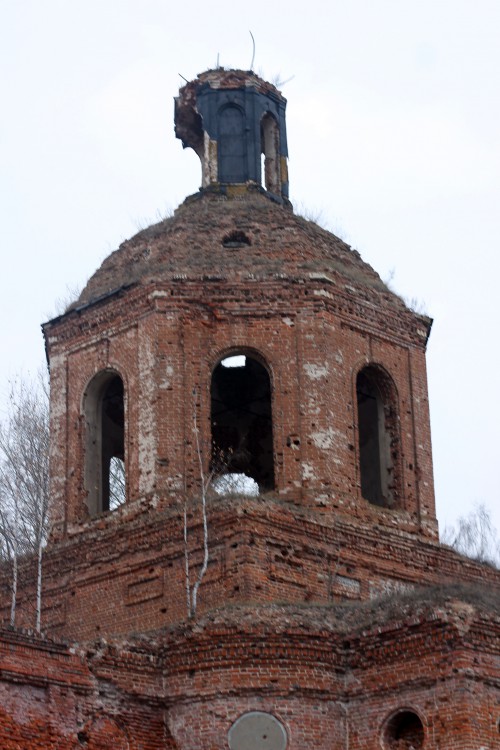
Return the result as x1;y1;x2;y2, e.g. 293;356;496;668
313;288;334;300
47;358;67;420
50;391;66;421
159;364;174;390
282;317;294;326
369;578;415;599
137;337;157;493
314;494;330;505
306;402;322;415
311;427;336;450
167;476;184;491
303;363;329;379
149;290;169;299
302;463;315;480
309;272;333;283
336;575;361;594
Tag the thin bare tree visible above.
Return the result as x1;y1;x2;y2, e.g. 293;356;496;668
441;503;500;567
183;393;212;619
0;371;50;630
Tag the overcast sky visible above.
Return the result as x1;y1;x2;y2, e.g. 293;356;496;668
1;0;499;536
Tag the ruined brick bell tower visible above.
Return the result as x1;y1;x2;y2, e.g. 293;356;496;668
9;68;498;749
45;69;436;544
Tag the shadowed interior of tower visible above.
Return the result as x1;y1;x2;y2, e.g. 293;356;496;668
211;354;274;491
84;371;125;515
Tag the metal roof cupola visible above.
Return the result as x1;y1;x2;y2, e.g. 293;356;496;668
174;69;289;202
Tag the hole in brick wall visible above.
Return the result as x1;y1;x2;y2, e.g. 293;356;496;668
222;230;251;248
384;710;424;750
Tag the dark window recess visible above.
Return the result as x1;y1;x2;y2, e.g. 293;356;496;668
384;711;424;749
218;106;247;183
211;355;274;492
84;372;126;515
356;366;400;508
222;230;251;248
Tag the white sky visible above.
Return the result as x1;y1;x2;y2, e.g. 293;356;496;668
1;0;499;535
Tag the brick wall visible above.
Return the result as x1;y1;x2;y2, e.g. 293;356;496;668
1;594;498;749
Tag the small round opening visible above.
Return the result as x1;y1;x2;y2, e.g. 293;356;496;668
222;230;251;248
384;710;424;750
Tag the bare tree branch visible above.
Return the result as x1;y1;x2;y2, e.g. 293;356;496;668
0;370;50;629
441;503;500;567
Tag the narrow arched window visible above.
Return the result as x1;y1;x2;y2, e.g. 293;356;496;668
260;113;280;194
218;105;247;183
356;365;400;508
211;353;274;493
84;371;126;515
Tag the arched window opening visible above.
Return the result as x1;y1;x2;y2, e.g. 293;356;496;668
84;372;126;515
260;113;280;194
218;105;247;183
356;366;400;508
211;354;274;493
383;710;424;750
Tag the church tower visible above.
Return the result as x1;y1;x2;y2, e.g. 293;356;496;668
1;69;498;750
44;68;436;548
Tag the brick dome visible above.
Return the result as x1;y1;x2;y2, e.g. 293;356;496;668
76;191;402;313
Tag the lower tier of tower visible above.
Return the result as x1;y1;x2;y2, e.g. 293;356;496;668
0;591;498;749
1;495;498;641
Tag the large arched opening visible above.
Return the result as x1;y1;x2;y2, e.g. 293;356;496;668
211;353;274;493
356;364;401;508
83;370;126;515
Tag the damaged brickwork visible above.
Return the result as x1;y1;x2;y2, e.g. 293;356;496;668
0;588;499;748
1;68;499;749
